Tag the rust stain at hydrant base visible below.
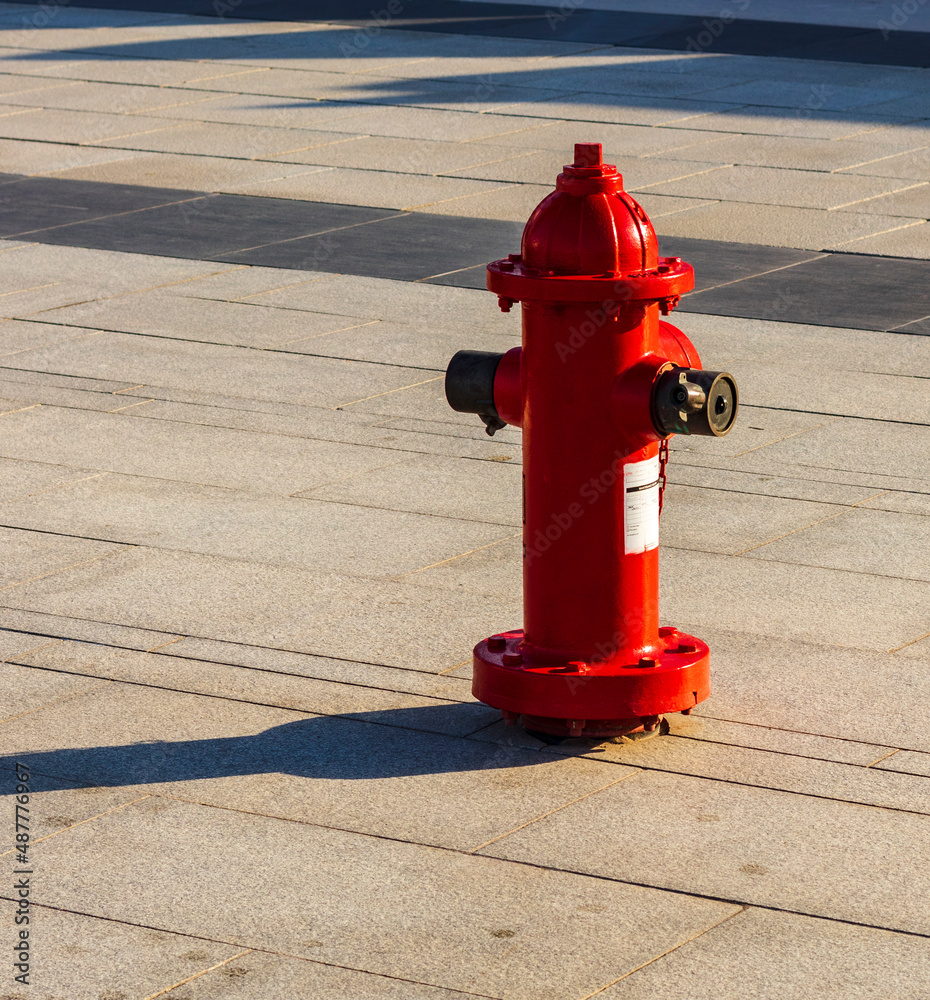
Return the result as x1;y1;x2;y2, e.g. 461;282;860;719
445;143;739;740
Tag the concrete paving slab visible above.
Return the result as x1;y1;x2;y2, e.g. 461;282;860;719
0;658;103;719
600;907;930;1000
52;150;330;194
0;901;249;1000
452;150;727;187
0;606;183;650
0;471;514;577
4;54;271;88
0;680;630;848
0;546;521;671
478;120;724;157
874;750;930;778
0;105;183;143
0;524;126;589
0;135;140;174
169;950;479;1000
271;134;524;173
0;404;417;493
481;768;930;933
32;795;737;1000
663;132;930;171
656;200;916;251
300;453;522;526
1;332;438;408
701;80;914;112
494;96;740;128
641;163;919;210
238;165;512;211
0;456;99;502
659;483;840;555
666;462;884;506
675;625;930;752
310;105;558;142
278;318;517;369
834;222;930;257
12;641;489;732
3;79;220;114
157;635;473;702
845;182;930;218
677;107;913;140
0;240;225;293
842;145;930;180
746;507;930;582
45;292;376;349
661;545;930;652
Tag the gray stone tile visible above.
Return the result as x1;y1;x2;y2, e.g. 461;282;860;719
170;265;332;301
0;628;62;663
481;767;930;933
746;507;930;581
5;80;220;114
659;483;839;555
0;659;103;720
0;404;414;493
1;547;520;672
171;950;475;1000
600;907;930;1000
700;80;913;112
0;606;183;651
0;525;125;589
0;898;246;1000
660;545;930;652
0;681;628;848
3;331;437;409
300;453;522;526
33;795;736;1000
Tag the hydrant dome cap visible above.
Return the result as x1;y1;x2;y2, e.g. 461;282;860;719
521;143;659;276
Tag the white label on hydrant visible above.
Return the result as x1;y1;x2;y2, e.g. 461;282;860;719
624;456;660;555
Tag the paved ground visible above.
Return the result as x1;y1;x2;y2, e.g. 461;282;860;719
1;2;929;998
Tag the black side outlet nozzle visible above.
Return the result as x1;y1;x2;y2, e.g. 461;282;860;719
653;367;738;437
445;349;506;436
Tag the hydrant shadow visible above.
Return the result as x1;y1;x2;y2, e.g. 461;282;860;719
0;705;545;793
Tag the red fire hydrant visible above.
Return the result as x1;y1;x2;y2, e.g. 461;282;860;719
445;143;738;739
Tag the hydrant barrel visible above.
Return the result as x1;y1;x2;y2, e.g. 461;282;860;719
445;142;738;739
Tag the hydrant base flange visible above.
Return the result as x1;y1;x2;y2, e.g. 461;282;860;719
473;628;709;738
